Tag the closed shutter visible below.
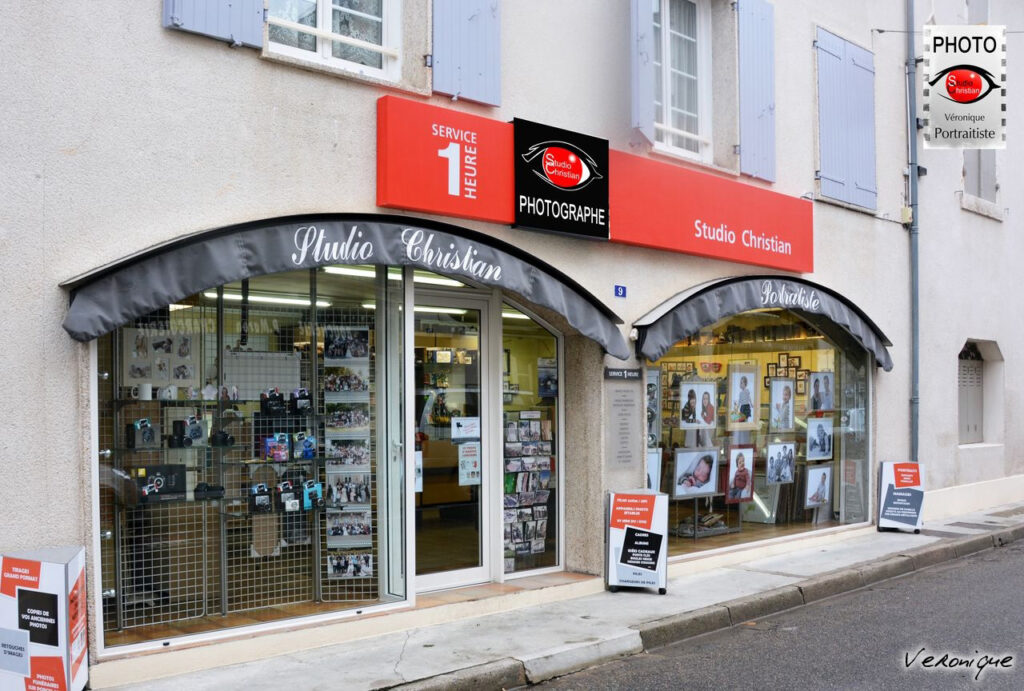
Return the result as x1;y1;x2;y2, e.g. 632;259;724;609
631;0;656;143
816;28;876;209
958;360;984;444
162;0;264;48
738;0;775;181
432;0;501;106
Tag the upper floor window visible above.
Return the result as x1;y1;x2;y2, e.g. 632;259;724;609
267;0;399;80
653;0;712;161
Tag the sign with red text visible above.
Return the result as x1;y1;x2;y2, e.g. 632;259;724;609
0;548;87;691
878;462;924;531
377;95;513;223
608;151;813;272
607;491;667;591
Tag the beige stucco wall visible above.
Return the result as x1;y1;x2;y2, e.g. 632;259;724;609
3;0;1022;673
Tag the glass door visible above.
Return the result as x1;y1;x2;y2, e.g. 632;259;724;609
413;296;491;590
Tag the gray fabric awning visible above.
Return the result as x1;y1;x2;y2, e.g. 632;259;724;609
61;215;631;359
633;276;893;371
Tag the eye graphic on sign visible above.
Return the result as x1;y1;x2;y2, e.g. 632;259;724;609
520;140;603;191
929;64;999;104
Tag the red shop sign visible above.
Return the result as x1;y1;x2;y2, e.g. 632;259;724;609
608;151;814;272
377;95;514;224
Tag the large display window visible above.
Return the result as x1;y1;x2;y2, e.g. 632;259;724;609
96;266;406;646
645;308;871;556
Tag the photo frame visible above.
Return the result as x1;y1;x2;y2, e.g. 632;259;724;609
797;369;809;381
503;348;511;376
764;376;771;389
807;371;836;412
725;446;755;504
726;362;760;431
765;442;796;484
769;378;795;432
672;449;719;498
806;417;834;461
678;381;717;430
789;356;802;368
767;363;778;377
796;379;807;396
327;551;373;579
778;353;789;368
805;464;833;508
326;508;372;548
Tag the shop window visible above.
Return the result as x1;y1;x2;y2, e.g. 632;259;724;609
96;266;405;647
501;305;560;574
645;308;871;557
652;0;713;161
267;0;400;80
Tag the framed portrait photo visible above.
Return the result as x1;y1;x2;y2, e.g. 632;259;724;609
778;353;789;368
765;442;796;485
807;371;836;412
673;449;719;499
769;378;795;432
805;464;833;509
767;363;778;377
806;417;834;461
727;362;760;431
678;381;717;430
790;356;802;368
725;446;755;504
796;379;807;396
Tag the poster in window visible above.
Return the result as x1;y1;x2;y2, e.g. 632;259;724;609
807;372;836;412
324;363;370;401
805;464;833;508
727;362;760;431
806;417;834;461
726;446;755;504
326;471;371;508
672;449;719;498
769;378;795;432
326;508;372;548
326;438;370;468
327;551;373;579
325;401;370;436
323;328;370;364
679;381;717;430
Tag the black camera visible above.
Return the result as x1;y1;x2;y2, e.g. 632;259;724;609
210;429;235;447
194;482;225;500
260;388;287;417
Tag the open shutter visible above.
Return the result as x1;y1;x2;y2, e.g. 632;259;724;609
816;29;848;202
738;0;775;181
846;41;877;209
432;0;501;106
162;0;264;48
631;0;656;143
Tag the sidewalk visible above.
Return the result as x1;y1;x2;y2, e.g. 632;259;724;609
108;502;1024;690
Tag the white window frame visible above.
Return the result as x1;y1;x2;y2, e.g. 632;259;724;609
266;0;401;82
653;0;713;164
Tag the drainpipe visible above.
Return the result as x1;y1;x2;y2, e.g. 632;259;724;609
905;0;920;463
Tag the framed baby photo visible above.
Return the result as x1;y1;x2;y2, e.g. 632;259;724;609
805;464;833;509
673;449;719;499
727;362;760;431
678;381;717;430
769;378;795;432
806;417;834;461
725;445;755;504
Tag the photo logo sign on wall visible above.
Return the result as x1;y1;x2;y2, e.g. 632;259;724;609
513;118;610;239
924;25;1006;149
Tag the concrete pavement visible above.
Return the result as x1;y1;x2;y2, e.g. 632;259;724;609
106;501;1024;690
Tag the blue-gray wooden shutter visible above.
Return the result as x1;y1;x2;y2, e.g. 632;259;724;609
631;0;656;143
432;0;501;106
738;0;775;181
162;0;264;48
816;28;876;209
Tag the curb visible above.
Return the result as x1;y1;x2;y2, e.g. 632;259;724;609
399;527;1022;689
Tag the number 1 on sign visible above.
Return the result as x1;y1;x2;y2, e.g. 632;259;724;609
438;142;461;197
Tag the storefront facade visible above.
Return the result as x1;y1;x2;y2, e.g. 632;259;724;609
8;1;1024;686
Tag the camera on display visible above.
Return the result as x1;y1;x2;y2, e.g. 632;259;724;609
126;417;161;449
303;479;325;510
294;431;317;459
250;482;273;513
210;429;235;447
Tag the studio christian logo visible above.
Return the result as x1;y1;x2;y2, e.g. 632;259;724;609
513;118;609;240
923;26;1006;149
520;141;603;191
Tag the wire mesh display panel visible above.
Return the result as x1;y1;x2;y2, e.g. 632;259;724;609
98;269;396;642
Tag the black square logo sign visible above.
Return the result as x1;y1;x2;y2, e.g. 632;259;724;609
18;589;59;647
513;118;609;239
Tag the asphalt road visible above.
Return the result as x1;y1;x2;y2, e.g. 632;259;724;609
536;541;1024;690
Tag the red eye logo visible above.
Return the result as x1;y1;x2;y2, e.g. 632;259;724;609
520;141;603;191
930;64;999;104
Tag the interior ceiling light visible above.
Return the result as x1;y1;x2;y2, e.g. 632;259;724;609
203;291;331;308
322;266;464;287
362;303;467;315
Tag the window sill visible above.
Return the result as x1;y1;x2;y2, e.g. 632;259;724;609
650;142;740;178
259;48;430;97
957;442;1004;450
813;194;880;218
958;191;1004;222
